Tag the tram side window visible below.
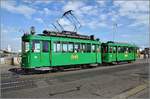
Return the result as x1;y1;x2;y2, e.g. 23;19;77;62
68;42;73;52
133;48;135;52
119;47;125;53
53;42;57;52
53;42;61;52
109;46;113;53
125;47;129;53
74;43;80;52
129;47;133;53
103;46;107;53
92;44;96;52
81;43;86;52
118;47;121;53
97;45;101;52
129;47;131;53
86;43;91;53
43;41;49;52
32;40;40;52
62;42;68;52
113;47;116;53
56;42;61;52
79;44;82;52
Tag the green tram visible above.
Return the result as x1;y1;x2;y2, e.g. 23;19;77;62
21;30;138;70
21;31;101;70
101;41;138;63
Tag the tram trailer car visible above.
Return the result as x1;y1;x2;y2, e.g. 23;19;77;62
101;41;138;63
21;31;102;70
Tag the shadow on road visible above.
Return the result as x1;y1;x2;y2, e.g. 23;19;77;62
8;68;50;75
7;61;136;76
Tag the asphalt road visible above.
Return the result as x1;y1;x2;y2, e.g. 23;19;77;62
0;59;149;98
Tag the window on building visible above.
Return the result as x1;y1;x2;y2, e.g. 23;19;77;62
62;42;68;52
32;40;40;52
68;42;73;52
43;41;49;52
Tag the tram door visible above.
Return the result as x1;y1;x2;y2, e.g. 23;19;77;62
101;45;108;62
113;46;117;61
109;46;117;62
96;44;101;63
41;41;50;66
31;40;41;66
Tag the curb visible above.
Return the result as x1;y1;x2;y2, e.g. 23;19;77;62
112;83;148;99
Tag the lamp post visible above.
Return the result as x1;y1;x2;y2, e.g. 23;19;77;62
113;23;117;42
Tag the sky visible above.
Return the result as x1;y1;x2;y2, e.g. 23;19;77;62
0;0;149;52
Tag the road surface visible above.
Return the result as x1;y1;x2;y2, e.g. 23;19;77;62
0;59;149;98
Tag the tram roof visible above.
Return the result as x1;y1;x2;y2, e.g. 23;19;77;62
102;41;138;47
22;33;101;44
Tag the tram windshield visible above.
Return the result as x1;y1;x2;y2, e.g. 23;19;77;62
22;40;30;52
32;40;40;52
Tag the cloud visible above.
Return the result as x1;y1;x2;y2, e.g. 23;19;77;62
37;7;61;18
114;1;149;13
63;1;107;30
80;5;99;16
59;18;70;26
43;8;51;15
63;1;84;11
113;1;149;26
42;8;59;15
99;14;108;21
1;0;36;18
57;18;74;31
96;1;106;6
23;0;52;4
63;1;100;17
120;34;130;38
35;18;44;23
34;0;52;4
84;19;107;30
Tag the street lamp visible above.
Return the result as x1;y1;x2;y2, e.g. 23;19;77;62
113;23;117;42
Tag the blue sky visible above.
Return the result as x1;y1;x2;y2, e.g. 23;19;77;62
1;0;149;51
